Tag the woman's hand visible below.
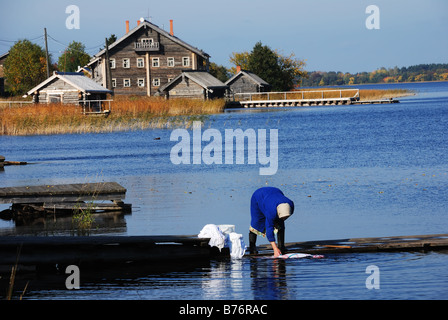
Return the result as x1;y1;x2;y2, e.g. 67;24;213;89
270;241;282;257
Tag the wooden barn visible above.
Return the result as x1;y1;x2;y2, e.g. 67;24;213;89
27;72;112;106
159;71;227;100
88;19;210;96
225;67;271;93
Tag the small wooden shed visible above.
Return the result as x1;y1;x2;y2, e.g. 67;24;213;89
27;72;112;105
225;69;271;93
159;71;227;100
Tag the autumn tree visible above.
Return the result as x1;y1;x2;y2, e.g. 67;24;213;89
229;42;307;91
58;41;91;72
3;39;49;96
209;62;231;83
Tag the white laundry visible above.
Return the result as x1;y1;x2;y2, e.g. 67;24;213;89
198;224;226;251
227;232;246;259
198;224;247;259
277;253;325;259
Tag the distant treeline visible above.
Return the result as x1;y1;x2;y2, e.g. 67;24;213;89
300;63;448;87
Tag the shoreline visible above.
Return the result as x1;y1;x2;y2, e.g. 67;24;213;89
0;88;413;136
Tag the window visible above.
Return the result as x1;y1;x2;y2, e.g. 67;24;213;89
137;78;145;87
152;78;160;87
123;58;130;68
141;38;154;44
111;78;116;88
110;58;116;69
137;58;145;68
123;78;131;87
152;57;159;67
167;57;175;67
182;57;190;67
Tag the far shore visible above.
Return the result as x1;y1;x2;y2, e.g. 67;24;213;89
0;88;414;136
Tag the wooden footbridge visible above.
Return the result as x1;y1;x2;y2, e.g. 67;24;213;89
229;89;398;108
0;233;447;268
0;182;131;218
255;233;448;256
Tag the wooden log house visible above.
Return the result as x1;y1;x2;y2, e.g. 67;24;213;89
88;19;211;96
225;66;271;94
26;72;112;108
0;52;8;96
159;70;227;100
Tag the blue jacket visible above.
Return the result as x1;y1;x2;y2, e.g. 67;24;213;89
250;187;295;242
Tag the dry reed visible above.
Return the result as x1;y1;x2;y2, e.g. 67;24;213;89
0;96;226;136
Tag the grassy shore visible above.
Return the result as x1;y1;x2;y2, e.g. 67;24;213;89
0;88;413;136
0;96;225;136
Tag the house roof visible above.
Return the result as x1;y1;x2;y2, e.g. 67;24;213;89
159;71;227;93
0;52;9;61
92;20;209;61
225;70;270;87
27;72;112;95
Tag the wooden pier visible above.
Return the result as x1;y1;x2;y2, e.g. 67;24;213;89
229;89;399;108
0;182;131;219
255;233;448;256
0;235;216;267
0;233;446;269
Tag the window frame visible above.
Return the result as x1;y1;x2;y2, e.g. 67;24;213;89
123;58;130;68
136;57;145;68
152;57;160;68
182;57;190;67
123;78;131;87
137;78;145;87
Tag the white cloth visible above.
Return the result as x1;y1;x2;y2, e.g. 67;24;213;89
198;224;226;251
198;224;247;259
227;232;246;259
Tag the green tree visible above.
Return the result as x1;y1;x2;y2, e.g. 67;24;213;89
4;39;49;95
209;62;231;83
58;41;91;72
230;42;307;91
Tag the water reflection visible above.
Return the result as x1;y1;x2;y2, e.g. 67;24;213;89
250;258;290;300
201;259;245;300
0;210;128;236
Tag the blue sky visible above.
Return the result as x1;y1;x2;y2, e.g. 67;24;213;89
0;0;447;73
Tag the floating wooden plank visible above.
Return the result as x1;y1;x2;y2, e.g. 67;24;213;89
0;235;216;266
0;182;126;204
253;233;448;256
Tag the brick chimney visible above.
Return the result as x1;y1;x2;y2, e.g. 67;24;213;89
170;20;174;36
126;20;130;34
236;65;242;73
137;20;141;26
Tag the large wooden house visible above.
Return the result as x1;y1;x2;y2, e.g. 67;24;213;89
88;19;210;96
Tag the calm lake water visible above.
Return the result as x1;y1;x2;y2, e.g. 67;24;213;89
1;81;447;300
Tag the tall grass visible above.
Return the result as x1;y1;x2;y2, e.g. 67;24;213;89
0;96;226;136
